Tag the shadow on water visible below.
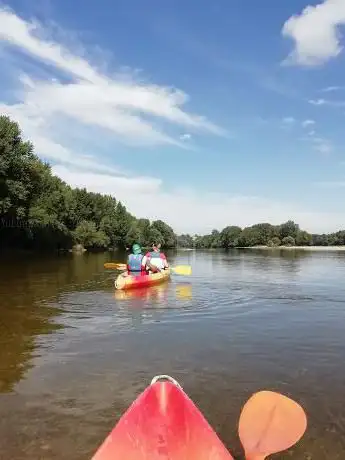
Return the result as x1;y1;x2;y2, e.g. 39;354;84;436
1;249;345;458
0;251;118;392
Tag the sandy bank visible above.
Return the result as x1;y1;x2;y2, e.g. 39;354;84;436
247;245;345;251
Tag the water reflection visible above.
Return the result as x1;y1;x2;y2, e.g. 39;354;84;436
175;283;192;300
114;281;170;303
114;282;192;302
113;282;193;327
0;301;62;393
0;252;115;393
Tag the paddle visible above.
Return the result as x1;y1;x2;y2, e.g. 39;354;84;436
238;390;307;460
104;262;127;270
104;262;192;276
170;265;192;275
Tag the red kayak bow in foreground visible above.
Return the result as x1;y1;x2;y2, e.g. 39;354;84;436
91;375;307;460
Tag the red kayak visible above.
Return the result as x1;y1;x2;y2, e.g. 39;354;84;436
92;375;233;459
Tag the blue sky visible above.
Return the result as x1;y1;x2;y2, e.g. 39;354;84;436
1;0;345;233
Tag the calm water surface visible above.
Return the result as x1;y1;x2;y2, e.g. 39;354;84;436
1;249;345;459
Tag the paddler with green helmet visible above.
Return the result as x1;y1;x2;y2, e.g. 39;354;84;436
126;243;147;275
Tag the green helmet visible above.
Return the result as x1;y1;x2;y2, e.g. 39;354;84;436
132;243;142;255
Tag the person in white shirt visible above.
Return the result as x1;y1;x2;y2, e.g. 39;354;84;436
141;243;169;273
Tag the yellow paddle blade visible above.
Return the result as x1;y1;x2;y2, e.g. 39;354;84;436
171;265;192;276
238;391;307;460
104;262;126;270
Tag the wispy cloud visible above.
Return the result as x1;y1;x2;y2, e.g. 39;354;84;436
308;98;345;108
321;86;345;93
314;142;332;155
299;119;332;155
281;0;345;66
180;133;191;141
309;99;326;106
282;116;295;124
311;136;333;155
302;119;315;127
0;5;225;172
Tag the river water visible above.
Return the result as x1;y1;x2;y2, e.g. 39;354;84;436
1;249;345;459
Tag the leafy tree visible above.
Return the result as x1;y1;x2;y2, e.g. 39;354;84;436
151;220;176;247
137;218;151;244
73;221;109;249
147;227;164;246
267;237;281;247
237;226;261;247
219;226;242;248
177;234;194;248
210;229;220;248
295;230;312;246
281;236;295;247
0;115;48;219
279;220;299;240
125;222;144;247
312;234;329;246
251;223;278;245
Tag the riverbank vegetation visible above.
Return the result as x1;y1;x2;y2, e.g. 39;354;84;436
178;222;345;249
1;115;344;253
0;116;176;252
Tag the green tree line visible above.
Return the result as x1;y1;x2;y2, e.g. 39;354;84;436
0;115;177;251
177;221;345;249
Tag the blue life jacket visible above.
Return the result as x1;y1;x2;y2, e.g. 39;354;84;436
128;253;143;272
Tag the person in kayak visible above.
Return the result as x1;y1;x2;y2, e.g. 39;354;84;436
142;242;169;273
127;243;147;275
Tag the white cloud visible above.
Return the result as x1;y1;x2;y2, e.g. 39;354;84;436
180;133;191;141
321;86;344;92
52;165;162;194
282;0;345;66
314;143;332;155
302;119;315;127
301;129;333;155
0;6;225;164
0;101;128;174
308;98;345;108
312;136;333;155
282;116;295;124
309;99;326;106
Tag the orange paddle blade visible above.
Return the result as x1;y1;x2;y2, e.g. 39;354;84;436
104;263;126;270
238;391;307;460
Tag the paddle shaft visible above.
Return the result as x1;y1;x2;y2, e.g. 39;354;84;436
104;262;191;275
245;454;266;460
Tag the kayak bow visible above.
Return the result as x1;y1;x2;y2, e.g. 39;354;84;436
91;375;233;459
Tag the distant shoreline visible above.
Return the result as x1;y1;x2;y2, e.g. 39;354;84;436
243;245;345;251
